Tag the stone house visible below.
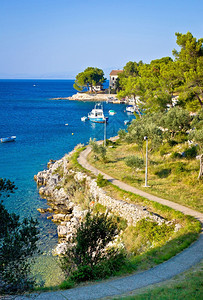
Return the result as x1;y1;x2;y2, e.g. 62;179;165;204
109;70;123;89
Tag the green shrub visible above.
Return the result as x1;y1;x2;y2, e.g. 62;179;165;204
155;168;171;178
60;212;126;283
184;146;198;159
123;219;175;255
175;132;188;143
125;156;144;171
96;173;109;187
118;129;127;140
168;140;178;147
135;219;174;243
106;139;116;147
89;138;107;160
59;279;75;290
171;152;182;159
70;251;126;282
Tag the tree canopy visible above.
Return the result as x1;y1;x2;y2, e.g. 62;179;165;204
0;179;39;293
173;32;203;110
74;67;106;92
117;32;203;113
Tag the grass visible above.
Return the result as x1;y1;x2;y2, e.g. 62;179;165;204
112;261;203;300
88;141;203;212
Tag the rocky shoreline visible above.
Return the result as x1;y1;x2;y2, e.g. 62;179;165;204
51;92;118;102
34;146;177;256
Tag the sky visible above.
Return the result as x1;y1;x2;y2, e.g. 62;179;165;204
0;0;202;79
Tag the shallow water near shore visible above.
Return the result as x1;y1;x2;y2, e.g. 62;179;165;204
0;79;135;256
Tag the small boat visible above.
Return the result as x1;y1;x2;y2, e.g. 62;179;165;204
88;103;108;123
1;136;16;143
109;110;116;115
124;120;130;125
126;105;136;113
107;96;114;103
81;116;88;122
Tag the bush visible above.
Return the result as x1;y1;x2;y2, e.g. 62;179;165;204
118;129;127;140
123;219;175;255
0;179;40;293
106;139;116;147
184;146;198;159
171;152;182;159
168;140;178;147
89;138;107;160
96;173;109;187
59;279;75;290
155;168;171;178
125;156;144;171
60;212;126;283
174;132;188;143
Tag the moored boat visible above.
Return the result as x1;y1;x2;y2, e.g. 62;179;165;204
88;103;108;123
126;105;136;113
109;110;116;115
124;120;130;125
1;136;16;143
81;116;88;121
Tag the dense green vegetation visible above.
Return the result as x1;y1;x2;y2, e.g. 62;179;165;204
0;179;40;294
60;212;126;283
73;67;106;92
117;32;203;113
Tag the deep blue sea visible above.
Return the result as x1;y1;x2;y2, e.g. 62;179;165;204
0;79;134;251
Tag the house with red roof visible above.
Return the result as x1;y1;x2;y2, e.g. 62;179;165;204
109;70;123;89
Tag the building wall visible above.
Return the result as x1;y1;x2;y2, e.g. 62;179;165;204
109;75;118;88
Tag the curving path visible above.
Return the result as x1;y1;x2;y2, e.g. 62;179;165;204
78;147;203;224
15;147;203;300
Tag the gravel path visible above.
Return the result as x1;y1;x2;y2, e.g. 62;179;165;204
13;146;203;300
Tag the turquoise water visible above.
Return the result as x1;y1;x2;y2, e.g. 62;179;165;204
0;79;134;251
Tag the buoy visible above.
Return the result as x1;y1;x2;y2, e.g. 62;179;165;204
72;133;74;135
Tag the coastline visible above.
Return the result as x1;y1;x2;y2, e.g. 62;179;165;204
51;92;120;102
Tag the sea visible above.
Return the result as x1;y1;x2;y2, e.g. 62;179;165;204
0;79;135;253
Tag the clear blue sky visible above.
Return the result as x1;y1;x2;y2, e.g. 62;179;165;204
0;0;202;79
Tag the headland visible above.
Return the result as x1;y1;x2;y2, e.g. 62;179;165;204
51;92;122;102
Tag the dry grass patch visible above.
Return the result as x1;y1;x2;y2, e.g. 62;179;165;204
88;142;203;212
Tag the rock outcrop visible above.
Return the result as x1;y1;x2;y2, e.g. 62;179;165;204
51;93;118;102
